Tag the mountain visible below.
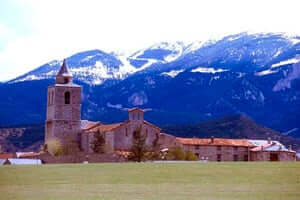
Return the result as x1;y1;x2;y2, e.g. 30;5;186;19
1;32;300;138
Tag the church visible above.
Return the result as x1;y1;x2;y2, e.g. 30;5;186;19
44;60;296;162
45;59;176;154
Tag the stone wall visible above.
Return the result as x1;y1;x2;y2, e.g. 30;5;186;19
113;121;160;150
45;85;82;149
158;133;178;149
250;151;296;161
182;144;250;161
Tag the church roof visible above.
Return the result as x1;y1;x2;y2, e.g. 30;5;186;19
57;59;72;77
83;121;130;133
143;120;161;131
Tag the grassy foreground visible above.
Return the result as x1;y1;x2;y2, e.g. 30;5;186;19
0;162;299;200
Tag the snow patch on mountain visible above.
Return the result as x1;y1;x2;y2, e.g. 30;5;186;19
161;69;184;78
191;67;229;74
271;57;300;68
13;75;44;82
183;41;209;54
255;69;278;76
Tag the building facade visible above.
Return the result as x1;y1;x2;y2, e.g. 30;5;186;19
44;61;296;161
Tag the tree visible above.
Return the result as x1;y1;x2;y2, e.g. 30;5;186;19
129;126;148;162
0;144;3;153
91;131;106;154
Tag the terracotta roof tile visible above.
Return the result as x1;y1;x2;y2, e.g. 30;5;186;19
143;120;161;131
0;153;16;159
176;137;253;147
84;121;130;133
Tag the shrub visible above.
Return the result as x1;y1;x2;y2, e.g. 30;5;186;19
185;151;199;161
166;147;185;160
46;138;63;156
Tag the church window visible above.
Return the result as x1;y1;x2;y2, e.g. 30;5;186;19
65;91;71;104
64;77;69;84
125;128;128;137
137;113;140;120
132;113;135;120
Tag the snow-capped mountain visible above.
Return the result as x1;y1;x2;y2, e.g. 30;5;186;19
9;42;188;85
1;32;300;138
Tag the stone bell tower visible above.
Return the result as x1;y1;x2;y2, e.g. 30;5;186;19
45;59;82;147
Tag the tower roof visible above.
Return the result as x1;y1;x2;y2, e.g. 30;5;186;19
55;59;73;84
57;59;72;77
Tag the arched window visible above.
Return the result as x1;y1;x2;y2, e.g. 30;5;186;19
65;91;70;104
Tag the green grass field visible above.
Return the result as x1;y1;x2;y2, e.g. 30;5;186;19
0;162;299;200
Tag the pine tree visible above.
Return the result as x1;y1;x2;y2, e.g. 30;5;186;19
129;126;148;162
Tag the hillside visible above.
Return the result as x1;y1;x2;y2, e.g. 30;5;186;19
0;125;44;152
162;115;300;151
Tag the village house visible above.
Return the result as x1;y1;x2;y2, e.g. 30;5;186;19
44;60;296;162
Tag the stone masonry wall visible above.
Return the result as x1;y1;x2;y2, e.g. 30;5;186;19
113;121;160;151
250;151;296;161
182;145;250;161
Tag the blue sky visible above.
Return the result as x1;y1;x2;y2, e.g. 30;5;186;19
0;0;300;81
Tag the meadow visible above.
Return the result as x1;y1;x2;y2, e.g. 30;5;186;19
0;162;299;200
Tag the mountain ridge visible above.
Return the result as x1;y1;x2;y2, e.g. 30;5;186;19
1;32;300;139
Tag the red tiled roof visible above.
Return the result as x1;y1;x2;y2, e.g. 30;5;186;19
84;121;130;133
176;137;253;147
128;107;144;112
143;121;161;131
0;153;16;159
